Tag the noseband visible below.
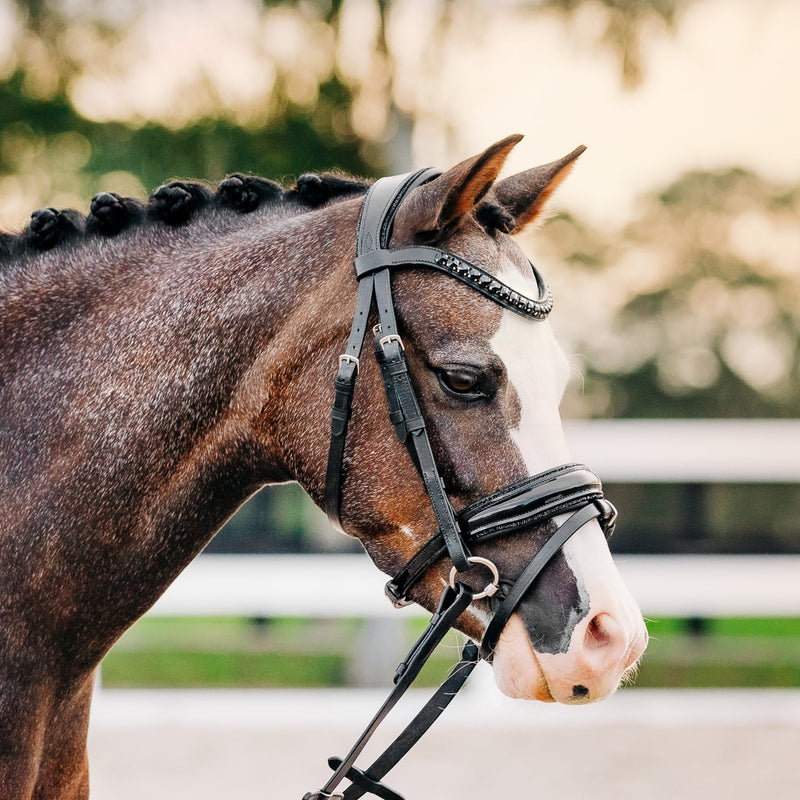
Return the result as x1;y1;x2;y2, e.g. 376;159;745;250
306;169;617;800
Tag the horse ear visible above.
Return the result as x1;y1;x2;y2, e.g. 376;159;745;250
493;145;586;233
400;134;523;234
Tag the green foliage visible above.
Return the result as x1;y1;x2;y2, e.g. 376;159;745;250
103;615;458;688
637;616;800;689
102;650;348;688
81;79;374;191
0;71;378;199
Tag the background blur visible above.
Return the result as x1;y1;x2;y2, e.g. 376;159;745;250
2;0;799;693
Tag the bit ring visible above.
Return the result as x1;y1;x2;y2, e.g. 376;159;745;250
448;556;500;600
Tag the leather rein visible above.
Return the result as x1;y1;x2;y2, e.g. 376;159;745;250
305;169;617;800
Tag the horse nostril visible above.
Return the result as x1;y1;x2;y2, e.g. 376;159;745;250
585;613;612;649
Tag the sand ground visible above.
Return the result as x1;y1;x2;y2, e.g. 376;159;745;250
87;681;800;800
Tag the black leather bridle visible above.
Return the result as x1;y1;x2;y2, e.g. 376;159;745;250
305;169;617;800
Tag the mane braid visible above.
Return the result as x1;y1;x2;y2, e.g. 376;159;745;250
0;171;371;266
148;181;215;226
215;174;283;213
86;193;146;236
25;208;86;251
286;172;369;207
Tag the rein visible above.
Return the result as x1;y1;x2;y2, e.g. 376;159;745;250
305;170;616;800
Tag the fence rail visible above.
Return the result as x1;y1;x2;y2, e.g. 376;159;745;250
145;419;800;622
563;419;800;482
149;553;800;621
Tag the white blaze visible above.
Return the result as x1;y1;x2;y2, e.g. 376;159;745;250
489;266;571;476
487;261;647;703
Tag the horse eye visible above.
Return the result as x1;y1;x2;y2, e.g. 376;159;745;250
439;368;481;396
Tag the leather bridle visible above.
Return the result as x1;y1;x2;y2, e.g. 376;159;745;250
305;169;617;800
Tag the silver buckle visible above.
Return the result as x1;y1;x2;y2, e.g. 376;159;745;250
338;354;359;374
378;333;404;352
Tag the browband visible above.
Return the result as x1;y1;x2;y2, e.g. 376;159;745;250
354;245;553;319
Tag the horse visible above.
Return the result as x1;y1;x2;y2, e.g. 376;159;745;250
0;134;648;800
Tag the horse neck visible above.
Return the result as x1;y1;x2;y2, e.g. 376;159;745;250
1;200;360;608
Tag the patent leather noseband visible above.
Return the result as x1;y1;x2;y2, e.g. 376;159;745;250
305;169;616;800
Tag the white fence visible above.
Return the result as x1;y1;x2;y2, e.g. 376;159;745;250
563;419;800;482
146;420;800;622
150;552;800;621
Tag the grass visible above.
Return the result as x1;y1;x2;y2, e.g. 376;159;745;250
102;650;347;688
100;615;800;690
102;616;463;689
634;616;800;688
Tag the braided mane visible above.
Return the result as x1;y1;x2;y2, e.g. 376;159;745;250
0;172;370;266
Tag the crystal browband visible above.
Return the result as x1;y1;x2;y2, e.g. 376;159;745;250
353;243;554;320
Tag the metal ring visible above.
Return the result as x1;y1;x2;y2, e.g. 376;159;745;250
448;556;500;601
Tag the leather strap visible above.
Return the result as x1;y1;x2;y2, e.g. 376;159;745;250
355;245;552;319
324;273;376;530
339;642;479;800
324;168;471;572
324;169;438;530
307;583;474;800
480;502;605;660
372;310;470;573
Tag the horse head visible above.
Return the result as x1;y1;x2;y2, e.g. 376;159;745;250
278;135;648;704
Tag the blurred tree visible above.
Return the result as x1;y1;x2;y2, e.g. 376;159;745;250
540;0;690;87
542;167;800;418
0;0;383;228
1;0;693;225
330;0;693;166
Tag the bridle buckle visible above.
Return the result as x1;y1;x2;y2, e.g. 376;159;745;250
384;580;414;608
378;333;404;352
338;354;359;371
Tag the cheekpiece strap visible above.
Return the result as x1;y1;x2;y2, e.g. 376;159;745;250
324;169;437;530
325;164;555;531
